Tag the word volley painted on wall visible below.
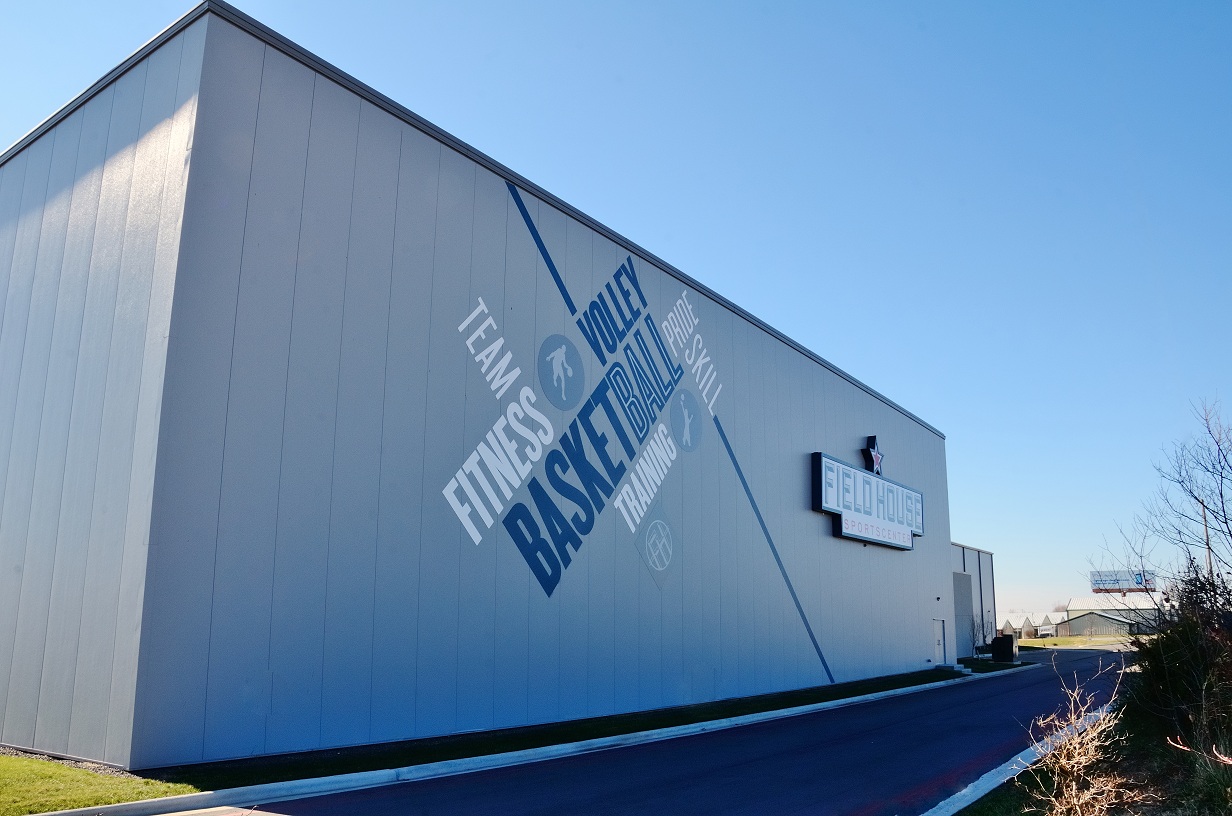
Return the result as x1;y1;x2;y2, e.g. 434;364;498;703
504;256;686;597
443;298;555;545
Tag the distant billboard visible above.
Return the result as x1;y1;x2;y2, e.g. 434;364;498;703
1090;570;1156;593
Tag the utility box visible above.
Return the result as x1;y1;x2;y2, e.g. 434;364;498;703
990;634;1018;663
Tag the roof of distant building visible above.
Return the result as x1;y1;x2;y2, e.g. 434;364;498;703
1065;611;1134;625
1068;594;1159;611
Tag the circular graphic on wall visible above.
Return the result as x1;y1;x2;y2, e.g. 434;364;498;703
537;334;585;410
644;519;673;571
669;389;703;452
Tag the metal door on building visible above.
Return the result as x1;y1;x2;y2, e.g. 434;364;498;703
933;619;947;665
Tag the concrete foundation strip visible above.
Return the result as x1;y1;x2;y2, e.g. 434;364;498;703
33;663;1041;816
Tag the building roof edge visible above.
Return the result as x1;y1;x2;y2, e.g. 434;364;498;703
1;0;946;440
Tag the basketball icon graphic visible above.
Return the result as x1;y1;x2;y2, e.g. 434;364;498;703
644;520;673;571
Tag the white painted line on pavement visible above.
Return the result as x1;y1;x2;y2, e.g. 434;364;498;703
916;744;1040;816
918;705;1109;816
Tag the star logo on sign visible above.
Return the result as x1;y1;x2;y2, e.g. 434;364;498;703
862;436;884;475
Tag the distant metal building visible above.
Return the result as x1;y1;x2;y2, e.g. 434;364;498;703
1031;612;1064;638
998;615;1029;640
1058;612;1133;638
1066;594;1159;636
1;1;961;769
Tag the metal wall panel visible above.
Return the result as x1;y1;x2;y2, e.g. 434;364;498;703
31;87;113;754
557;214;593;722
584;232;620;715
489;170;534;730
0;137;54;524
132;15;261;767
453;165;508;736
57;70;146;761
980;550;996;637
201;45;313;761
108;21;207;766
369;125;439;742
949;544;998;652
525;192;565;724
0;110;82;748
320;100;399;748
412;145;473;738
263;71;360;757
954;573;975;658
54;12;964;768
0;143;56;712
0;154;30;324
0;18;205;765
81;32;183;766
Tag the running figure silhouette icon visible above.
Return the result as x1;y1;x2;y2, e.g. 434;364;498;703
546;344;572;401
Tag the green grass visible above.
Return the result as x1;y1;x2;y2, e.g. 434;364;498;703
958;657;1025;673
0;755;196;816
954;780;1032;815
1019;635;1130;648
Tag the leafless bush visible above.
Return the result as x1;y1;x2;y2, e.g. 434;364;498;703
968;614;995;657
1146;402;1232;573
1018;663;1151;816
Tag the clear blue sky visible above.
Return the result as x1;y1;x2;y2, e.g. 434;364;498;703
3;1;1228;611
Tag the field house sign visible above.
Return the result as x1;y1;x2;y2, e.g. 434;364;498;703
811;437;924;550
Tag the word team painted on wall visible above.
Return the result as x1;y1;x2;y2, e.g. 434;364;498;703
443;300;555;544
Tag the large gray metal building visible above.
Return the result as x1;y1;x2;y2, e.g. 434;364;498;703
0;1;967;769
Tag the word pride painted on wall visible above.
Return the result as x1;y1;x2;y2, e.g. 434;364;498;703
660;291;723;416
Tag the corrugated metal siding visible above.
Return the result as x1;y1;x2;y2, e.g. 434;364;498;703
950;543;998;655
0;5;967;767
0;19;205;765
126;15;954;769
134;14;265;766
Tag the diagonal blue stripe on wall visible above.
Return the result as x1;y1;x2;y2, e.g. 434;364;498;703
713;414;835;684
506;182;577;316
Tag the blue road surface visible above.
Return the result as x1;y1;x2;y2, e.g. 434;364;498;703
229;649;1122;816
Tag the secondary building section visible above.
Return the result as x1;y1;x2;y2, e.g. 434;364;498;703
0;1;958;769
951;542;996;657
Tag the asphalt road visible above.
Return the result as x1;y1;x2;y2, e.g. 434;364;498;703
231;650;1124;816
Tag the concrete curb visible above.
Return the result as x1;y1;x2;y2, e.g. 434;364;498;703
917;744;1041;816
918;705;1107;816
33;662;1042;816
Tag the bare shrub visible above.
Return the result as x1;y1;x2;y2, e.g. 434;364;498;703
1144;402;1232;573
1018;663;1151;816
